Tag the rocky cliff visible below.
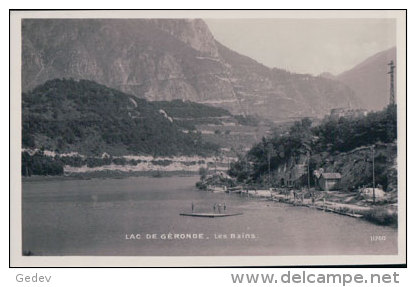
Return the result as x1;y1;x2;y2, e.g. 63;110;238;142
22;19;360;120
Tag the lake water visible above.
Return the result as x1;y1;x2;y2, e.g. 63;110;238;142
22;176;397;256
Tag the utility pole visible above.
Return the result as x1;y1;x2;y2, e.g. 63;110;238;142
266;143;274;188
307;152;310;192
388;60;396;105
372;145;375;204
268;152;271;187
214;155;217;174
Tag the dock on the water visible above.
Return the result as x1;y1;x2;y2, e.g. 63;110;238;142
180;212;243;218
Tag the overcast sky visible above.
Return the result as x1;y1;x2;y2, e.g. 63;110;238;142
204;19;396;76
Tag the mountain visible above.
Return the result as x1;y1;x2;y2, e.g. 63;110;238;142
215;42;359;119
22;19;360;120
337;47;396;111
22;79;221;156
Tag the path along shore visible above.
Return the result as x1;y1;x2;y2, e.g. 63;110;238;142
225;188;397;225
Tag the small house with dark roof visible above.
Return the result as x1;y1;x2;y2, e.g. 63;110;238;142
318;172;341;191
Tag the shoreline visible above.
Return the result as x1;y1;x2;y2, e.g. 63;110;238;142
213;188;398;228
22;173;398;228
22;170;199;182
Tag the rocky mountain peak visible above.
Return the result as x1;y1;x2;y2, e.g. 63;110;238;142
151;19;220;58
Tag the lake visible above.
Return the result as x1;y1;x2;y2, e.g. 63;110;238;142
22;176;397;256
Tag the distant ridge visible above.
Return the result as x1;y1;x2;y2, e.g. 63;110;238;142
337;47;396;111
319;72;337;80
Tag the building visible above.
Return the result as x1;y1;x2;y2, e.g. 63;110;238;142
329;108;368;120
318;173;341;191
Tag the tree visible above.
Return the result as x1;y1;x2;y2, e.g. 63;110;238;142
199;167;208;180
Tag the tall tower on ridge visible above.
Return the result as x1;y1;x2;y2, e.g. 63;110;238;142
388;60;396;105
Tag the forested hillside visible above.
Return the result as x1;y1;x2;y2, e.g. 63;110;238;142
22;79;220;157
229;105;397;191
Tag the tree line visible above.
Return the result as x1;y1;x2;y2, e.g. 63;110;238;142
229;105;397;186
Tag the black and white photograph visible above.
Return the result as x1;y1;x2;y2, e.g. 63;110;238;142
10;10;406;267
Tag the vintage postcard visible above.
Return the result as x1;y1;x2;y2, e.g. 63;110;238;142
10;10;406;267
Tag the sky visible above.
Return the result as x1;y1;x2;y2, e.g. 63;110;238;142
204;19;396;76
